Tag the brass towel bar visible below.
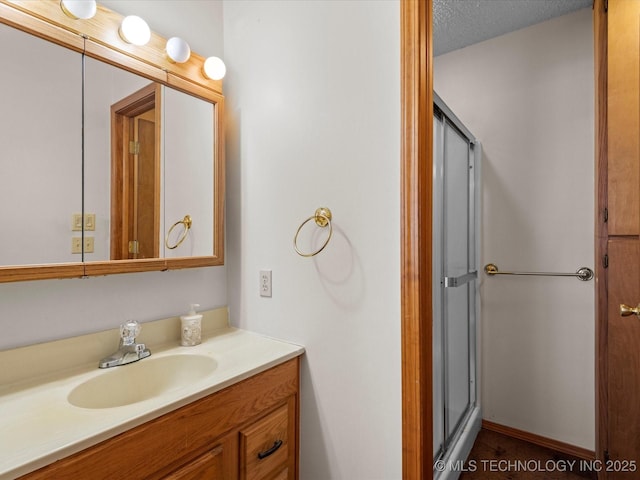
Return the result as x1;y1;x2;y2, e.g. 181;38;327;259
484;263;594;282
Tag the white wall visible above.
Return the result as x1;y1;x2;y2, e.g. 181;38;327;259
223;1;402;478
435;9;595;449
0;1;227;351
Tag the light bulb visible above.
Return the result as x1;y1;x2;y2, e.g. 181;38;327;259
203;56;226;80
60;0;97;20
119;15;151;46
166;37;191;63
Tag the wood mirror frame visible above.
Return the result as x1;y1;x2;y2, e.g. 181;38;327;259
0;0;225;282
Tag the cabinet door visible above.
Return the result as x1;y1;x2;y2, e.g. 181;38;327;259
240;404;289;480
271;468;288;480
163;446;224;480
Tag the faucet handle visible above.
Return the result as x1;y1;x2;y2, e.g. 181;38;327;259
120;320;141;344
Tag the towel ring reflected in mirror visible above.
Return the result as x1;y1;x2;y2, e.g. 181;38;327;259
294;207;333;257
166;215;192;250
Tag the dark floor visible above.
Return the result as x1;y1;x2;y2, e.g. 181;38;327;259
457;429;598;480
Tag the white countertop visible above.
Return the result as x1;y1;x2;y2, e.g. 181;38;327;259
0;322;304;479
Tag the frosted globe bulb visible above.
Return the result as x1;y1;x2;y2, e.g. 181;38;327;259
119;15;151;46
203;56;226;80
166;37;191;63
60;0;97;20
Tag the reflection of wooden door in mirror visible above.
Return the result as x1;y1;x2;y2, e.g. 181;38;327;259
131;111;156;259
110;83;161;260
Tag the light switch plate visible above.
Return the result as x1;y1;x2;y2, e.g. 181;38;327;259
84;213;96;231
71;214;83;231
71;213;96;231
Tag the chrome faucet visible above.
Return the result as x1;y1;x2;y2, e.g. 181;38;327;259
99;320;151;368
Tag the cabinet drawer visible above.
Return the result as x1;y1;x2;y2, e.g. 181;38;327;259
240;404;289;480
164;446;224;479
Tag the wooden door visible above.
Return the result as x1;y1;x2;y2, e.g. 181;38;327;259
597;0;640;477
110;83;161;260
130;110;157;259
607;240;640;476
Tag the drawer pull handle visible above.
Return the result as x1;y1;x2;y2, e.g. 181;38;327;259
257;439;283;460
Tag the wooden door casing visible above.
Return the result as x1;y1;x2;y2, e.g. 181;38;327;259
596;0;640;478
400;0;434;478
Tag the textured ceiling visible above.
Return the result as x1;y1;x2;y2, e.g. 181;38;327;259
434;0;592;56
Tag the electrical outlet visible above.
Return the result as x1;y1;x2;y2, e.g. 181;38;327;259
84;237;94;253
71;237;82;254
260;270;272;297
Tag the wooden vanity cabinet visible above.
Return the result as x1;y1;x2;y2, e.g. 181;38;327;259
20;358;300;480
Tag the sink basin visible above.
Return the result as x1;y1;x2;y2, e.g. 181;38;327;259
68;354;217;409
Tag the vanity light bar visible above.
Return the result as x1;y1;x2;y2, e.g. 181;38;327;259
58;2;226;79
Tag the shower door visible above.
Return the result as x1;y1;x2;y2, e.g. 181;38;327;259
432;93;480;467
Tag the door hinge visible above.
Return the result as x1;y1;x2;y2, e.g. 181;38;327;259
603;207;608;223
129;141;140;155
128;240;139;254
603;254;608;269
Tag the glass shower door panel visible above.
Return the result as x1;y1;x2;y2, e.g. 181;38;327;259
444;122;471;439
445;286;470;438
444;123;470;278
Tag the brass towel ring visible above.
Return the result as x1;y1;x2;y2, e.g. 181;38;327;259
166;215;192;250
294;207;333;257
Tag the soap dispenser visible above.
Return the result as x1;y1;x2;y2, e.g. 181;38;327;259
180;303;202;346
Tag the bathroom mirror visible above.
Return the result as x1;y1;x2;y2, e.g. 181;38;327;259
0;1;224;282
84;57;216;261
84;56;157;262
0;21;82;268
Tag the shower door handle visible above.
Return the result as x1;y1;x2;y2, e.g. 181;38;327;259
620;304;640;317
444;271;477;288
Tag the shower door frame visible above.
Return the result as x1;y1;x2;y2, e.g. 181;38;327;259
432;93;480;465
